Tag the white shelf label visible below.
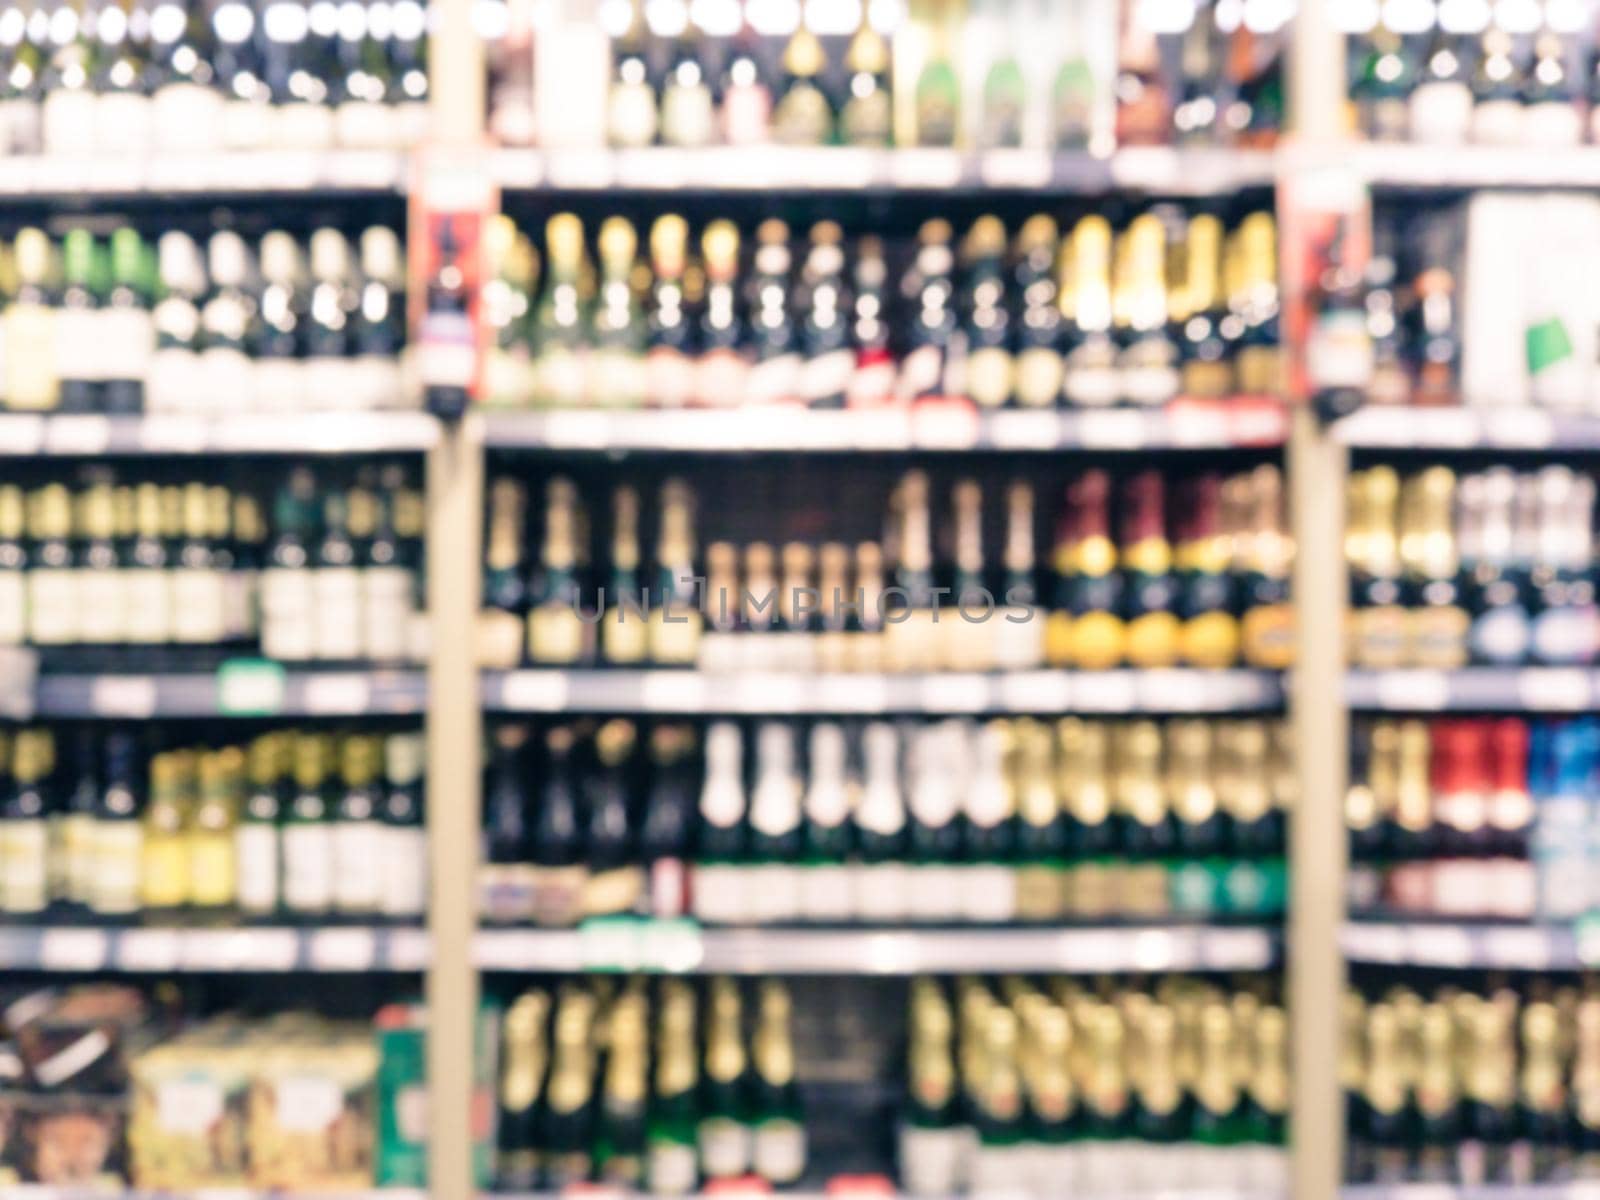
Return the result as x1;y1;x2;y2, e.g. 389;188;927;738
1484;408;1554;448
538;410;613;448
0;415;45;454
387;928;431;971
580;919;642;970
987;409;1061;449
116;928;181;972
1076;409;1148;449
888;149;963;189
998;672;1072;712
1073;672;1138;712
814;674;889;713
640;672;708;711
910;406;980;449
43;415;110;454
1128;928;1183;971
1341;922;1408;963
1138;670;1208;711
1481;925;1554;969
1201;928;1274;970
733;673;804;713
1165;408;1231;446
302;673;373;714
920;673;989;712
137;415;210;453
309;928;377;971
40;928;109;971
978;149;1051;188
1372;669;1450;711
90;675;157;718
497;671;570;711
1405;923;1474;967
546;149;615;188
1518;668;1591;710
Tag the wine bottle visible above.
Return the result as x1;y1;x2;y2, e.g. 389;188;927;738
215;0;270;147
696;220;748;408
646;214;694;408
607;2;658;147
151;0;225;149
839;19;891;145
496;991;550;1191
137;749;188;914
1114;721;1176;914
747;720;803;923
750;982;805;1184
543;994;597;1186
89;730;143;918
745;219;800;407
1524;32;1581;147
912;8;958;145
698;979;753;1178
0;8;47;156
329;734;381;915
482;216;535;407
590;217;645;407
584;719;643;918
1230;213;1282;397
1045;471;1121;669
776;543;815;671
55;229;104;413
531;724;587;927
846;234;894;407
795;221;852;409
648;984;701;1193
1348;466;1406;668
376;731;426;920
101;227;153;413
527;478;590;665
1012;216;1063;409
898;220;957;405
331;0;393;147
906;721;964;923
1061;215;1118;408
0;730;51;915
1410;27;1472;144
479;478;528;668
39;0;96;155
695;721;748;925
1401;466;1468;669
660;26;714;146
1120;471;1179;668
959;216;1013;409
853;719;908;921
480;723;533;924
26;484;77;646
1470;27;1523;145
533;213;588;408
597;992;649;1185
772;26;831;145
0;487;26;646
1176;473;1240;667
172;482;226;645
188;747;240;912
648;478;700;665
236;733;283;919
351;225;404;407
75;480;123;646
1011;718;1065;922
148;230;205;413
3;228;56;412
698;541;740;674
200;230;255;410
639;723;694;919
1238;465;1294;670
282;733;333;917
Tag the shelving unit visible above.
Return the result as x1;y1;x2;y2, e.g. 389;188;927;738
0;411;440;456
0;925;431;973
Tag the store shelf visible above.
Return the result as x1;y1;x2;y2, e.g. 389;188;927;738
1346;668;1600;712
484;668;1285;715
475;922;1280;975
1333;406;1600;451
480;401;1289;454
29;666;428;719
0;149;408;196
0;924;430;972
1344;1189;1600;1200
491;145;1277;195
0;411;438;457
6;1190;427;1200
1353;142;1600;190
1342;919;1600;970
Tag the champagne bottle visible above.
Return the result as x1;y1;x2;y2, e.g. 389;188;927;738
90;730;143;918
75;480;124;646
496;991;550;1190
649;478;701;665
847;235;895;408
839;19;891;145
148;230;204;413
531;725;587;927
695;721;748;925
5;228;58;411
1238;465;1294;670
481;723;533;924
543;994;597;1187
1400;466;1468;669
1121;470;1179;668
1354;22;1414;140
0;730;51;915
959;216;1014;410
1230;213;1281;397
648;985;700;1193
772;26;831;144
590;217;645;407
482;217;535;407
1012;717;1065;922
747;220;800;407
639;723;694;918
1046;471;1122;669
480;478;528;668
970;1006;1027;1192
1117;214;1180;407
139;749;189;914
602;485;649;665
597;993;649;1185
533;213;588;408
1410;27;1472;144
698;979;753;1179
853;720;908;921
1176;473;1240;667
282;733;333;918
796;222;852;409
906;721;963;923
961;720;1016;923
1463;468;1531;665
606;1;657;147
1012;216;1064;409
696;220;748;408
584;719;643;918
56;229;105;412
237;733;283;919
1114;721;1175;915
659;26;714;147
645;214;695;409
200;230;255;409
0;487;25;645
797;720;854;921
526;478;589;665
746;720;803;922
26;484;77;646
898;220;957;405
751;982;805;1184
942;479;991;671
1348;466;1406;668
1061;215;1118;408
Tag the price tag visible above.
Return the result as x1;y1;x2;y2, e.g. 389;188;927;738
497;671;570;712
1371;669;1450;711
329;148;403;189
136;415;210;453
1518;668;1592;710
40;928;109;972
1109;146;1180;190
987;409;1062;449
815;674;889;713
997;672;1072;712
1410;408;1479;448
978;149;1051;188
1058;929;1129;972
790;147;876;189
0;415;44;454
615;148;686;188
116;929;181;972
302;672;373;715
641;918;704;973
1073;672;1138;712
1076;409;1148;449
580;917;642;972
734;673;804;713
387;928;431;971
216;659;287;716
1481;925;1554;970
1201;928;1275;971
1341;921;1408;964
472;929;548;971
490;147;542;189
1128;928;1183;971
1164;406;1230;447
1405;923;1474;967
1227;401;1290;446
640;672;708;711
846;410;912;450
910;405;979;449
546;149;616;189
43;415;110;455
537;410;613;449
309;928;377;971
919;673;989;713
90;675;157;718
888;149;964;189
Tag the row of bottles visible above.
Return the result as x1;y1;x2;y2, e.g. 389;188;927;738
1347;464;1600;669
901;974;1288;1196
1352;19;1600;148
1347;717;1531;919
0;0;429;158
0;223;409;414
480;715;1291;930
483;466;1293;673
1346;980;1600;1185
0;465;425;661
0;726;426;920
482;208;1281;411
496;977;803;1192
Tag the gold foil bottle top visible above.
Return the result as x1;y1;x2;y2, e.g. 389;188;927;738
811;220;843;246
293;735;327;788
964;215;1007;260
784;26;825;76
248;734;282;786
650;214;689;276
13;227;50;283
597;217;638;274
702;220;741;281
595;719;636;767
918;218;954;248
611;486;640;572
757;218;790;247
1016;214;1059;255
485;214;517;264
341;734;377;786
845;21;887;73
545;213;585;272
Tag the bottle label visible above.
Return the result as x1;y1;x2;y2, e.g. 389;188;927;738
146;347;202;413
99;308;154;383
91;821;143;915
4;303;59;410
536;346;586;406
648;607;701;664
645;347;695;408
800;349;854;407
847;351;897;408
282;824;334;913
649;856;687;919
333;820;383;912
907;863;963;921
1470;605;1531;665
897;344;945;401
1013;863;1066;921
1014;346;1065;408
695;349;749;409
528;604;587;664
363;567;413;663
27;568;78;644
602;606;650;665
335;99;398;149
752;1117;806;1184
696;1116;752;1178
141;837;189;909
57;305;106;383
312;567;364;660
189;834;235;907
1533;605;1598;665
0;819;48;912
747;352;801;407
78;567;125;644
1409;81;1472;145
123;569;172;644
660;85;715;148
583;864;644;918
152;83;225;151
0;572;24;644
646;1138;698;1194
1408;605;1471;668
236;823;281;915
172;569;228;644
63;812;96;904
798;863;854;921
898;1124;967;1195
609;81;660;148
252;358;306;411
478;862;538;924
224;97;274;149
959;863;1017;923
42;88;97;154
1063;341;1120;407
748;862;801;924
689;862;747;925
380;826;428;918
587;348;646;408
851;862;908;922
275;100;336;149
529;863;587;927
964;345;1014;408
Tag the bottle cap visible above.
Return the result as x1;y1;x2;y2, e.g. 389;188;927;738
158;231;205;292
1489;718;1527;793
259;230;302;283
309;227;350;279
360;225;402;281
206;231;250;287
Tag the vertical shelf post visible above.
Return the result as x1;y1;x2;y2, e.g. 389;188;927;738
423;0;486;1193
1287;4;1349;1200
